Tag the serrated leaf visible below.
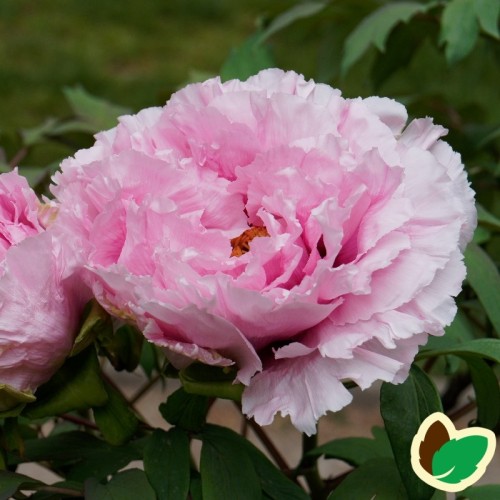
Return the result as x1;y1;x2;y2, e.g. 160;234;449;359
93;382;139;445
381;364;441;500
200;426;262;500
440;0;479;63
327;458;407;499
159;387;209;432
144;428;190;500
307;426;392;466
432;436;489;484
84;469;155;500
464;243;500;336
463;356;500;430
257;2;328;43
22;347;108;419
220;32;275;82
474;0;500;38
63;86;129;132
341;2;434;75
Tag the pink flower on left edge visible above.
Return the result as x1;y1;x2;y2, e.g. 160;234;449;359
51;69;476;434
0;170;83;406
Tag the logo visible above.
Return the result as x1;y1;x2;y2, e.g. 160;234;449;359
410;412;496;493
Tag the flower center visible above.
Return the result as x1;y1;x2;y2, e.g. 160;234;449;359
230;226;270;257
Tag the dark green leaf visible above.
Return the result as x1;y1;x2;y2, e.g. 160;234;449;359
200;426;261;500
179;363;243;402
307;426;392;466
465;243;500;336
98;324;144;372
22;347;108;419
440;0;479;63
420;338;500;364
380;364;441;500
474;0;500;38
63;86;129;132
327;458;407;499
160;387;209;432
84;469;156;500
459;484;500;499
342;2;434;75
432;435;489;484
0;471;42;500
70;299;113;357
93;382;139;445
202;425;307;500
257;2;328;43
189;475;203;500
220;32;275;82
464;356;500;429
144;428;190;500
140;340;159;378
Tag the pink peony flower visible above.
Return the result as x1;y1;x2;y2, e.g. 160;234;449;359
51;69;476;434
0;171;82;405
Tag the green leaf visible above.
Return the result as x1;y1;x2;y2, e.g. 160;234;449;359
220;32;275;82
307;426;392;466
20;118;59;147
159;387;209;432
474;0;500;38
464;356;500;429
71;299;113;357
22;347;108;419
93;382;139;445
465;243;500;336
432;435;489;484
459;484;500;499
0;384;35;417
140;340;159;378
144;428;190;500
327;458;407;499
179;363;244;402
440;0;479;63
63;86;129;132
202;425;307;500
0;471;42;500
420;338;500;363
200;426;262;500
422;310;476;352
380;364;441;500
84;469;156;500
257;2;328;43
341;2;434;75
98;324;144;372
477;204;500;232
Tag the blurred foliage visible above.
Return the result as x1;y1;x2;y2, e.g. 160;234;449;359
1;1;500;499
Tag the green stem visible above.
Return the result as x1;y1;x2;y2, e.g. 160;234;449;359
300;433;325;500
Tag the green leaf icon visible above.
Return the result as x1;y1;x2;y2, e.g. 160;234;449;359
431;435;489;484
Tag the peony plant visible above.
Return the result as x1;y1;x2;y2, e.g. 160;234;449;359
1;1;499;497
50;69;475;434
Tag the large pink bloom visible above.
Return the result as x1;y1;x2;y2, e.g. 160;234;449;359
51;69;476;434
0;171;82;403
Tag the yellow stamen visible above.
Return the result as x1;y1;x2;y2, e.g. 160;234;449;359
230;226;270;257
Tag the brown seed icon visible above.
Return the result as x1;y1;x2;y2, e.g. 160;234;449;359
419;420;450;473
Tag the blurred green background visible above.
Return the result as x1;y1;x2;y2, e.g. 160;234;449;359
1;0;498;194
